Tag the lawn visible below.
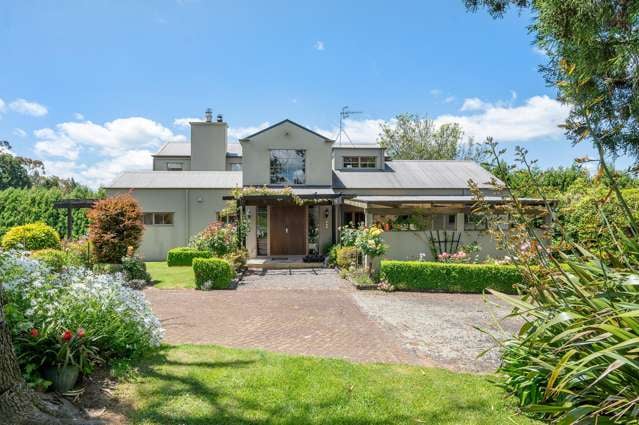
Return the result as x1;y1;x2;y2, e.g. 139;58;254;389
146;262;195;289
116;344;539;425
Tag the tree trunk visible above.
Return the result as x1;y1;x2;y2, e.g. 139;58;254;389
0;286;97;425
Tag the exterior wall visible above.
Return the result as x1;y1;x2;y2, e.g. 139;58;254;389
240;121;333;186
153;157;192;171
332;147;385;170
225;156;242;171
191;122;228;171
106;187;230;261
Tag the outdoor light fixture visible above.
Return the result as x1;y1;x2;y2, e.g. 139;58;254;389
324;208;330;219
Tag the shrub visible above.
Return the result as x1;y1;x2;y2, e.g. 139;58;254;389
31;248;81;271
166;247;212;266
62;238;95;268
93;263;124;274
1;251;163;386
189;221;237;256
222;249;247;272
192;258;234;290
327;245;339;267
88;194;144;263
1;222;61;251
121;255;151;282
380;260;525;294
336;246;359;269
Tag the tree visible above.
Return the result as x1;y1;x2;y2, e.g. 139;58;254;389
378;113;466;160
465;0;639;234
0;142;31;190
88;193;144;263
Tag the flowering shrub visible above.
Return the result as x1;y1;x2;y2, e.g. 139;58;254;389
354;226;386;258
88;194;144;263
189;221;238;256
436;251;468;263
0;250;163;387
1;222;61;251
339;226;360;247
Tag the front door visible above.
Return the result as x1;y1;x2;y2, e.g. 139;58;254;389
269;205;306;255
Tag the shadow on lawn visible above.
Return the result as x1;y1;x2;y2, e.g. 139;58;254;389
123;347;499;425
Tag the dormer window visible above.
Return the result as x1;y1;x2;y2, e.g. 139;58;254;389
343;156;376;169
270;149;306;185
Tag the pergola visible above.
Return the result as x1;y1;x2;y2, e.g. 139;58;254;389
53;199;97;239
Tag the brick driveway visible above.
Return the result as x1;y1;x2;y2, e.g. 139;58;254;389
145;269;515;372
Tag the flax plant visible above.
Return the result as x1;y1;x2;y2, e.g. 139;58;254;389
471;139;639;424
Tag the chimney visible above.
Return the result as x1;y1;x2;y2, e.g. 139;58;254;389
190;109;228;171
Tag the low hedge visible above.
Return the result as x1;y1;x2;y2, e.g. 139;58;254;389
380;260;525;294
192;258;234;290
167;247;212;266
1;222;61;251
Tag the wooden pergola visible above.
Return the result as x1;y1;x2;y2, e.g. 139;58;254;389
53;199;97;239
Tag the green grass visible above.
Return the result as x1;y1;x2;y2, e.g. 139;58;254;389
146;262;195;289
117;344;540;425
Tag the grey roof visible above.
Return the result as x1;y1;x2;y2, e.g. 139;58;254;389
333;160;499;189
153;142;242;157
289;187;335;196
106;171;242;189
350;195;546;205
239;119;333;142
332;144;383;149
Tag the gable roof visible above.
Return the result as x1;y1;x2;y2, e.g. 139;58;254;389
332;160;499;189
239;119;334;142
153;142;242;157
106;171;242;189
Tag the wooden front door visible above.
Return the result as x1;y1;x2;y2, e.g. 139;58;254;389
269;206;306;255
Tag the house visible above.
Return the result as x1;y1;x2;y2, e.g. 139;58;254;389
105;111;537;262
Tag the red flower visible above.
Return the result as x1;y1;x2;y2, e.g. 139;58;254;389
30;328;39;338
62;330;73;341
76;328;86;338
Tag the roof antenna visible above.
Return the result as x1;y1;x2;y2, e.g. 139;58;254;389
337;106;362;145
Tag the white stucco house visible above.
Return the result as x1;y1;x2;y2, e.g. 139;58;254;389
105;111;535;262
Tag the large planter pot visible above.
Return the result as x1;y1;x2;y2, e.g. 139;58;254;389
43;365;80;393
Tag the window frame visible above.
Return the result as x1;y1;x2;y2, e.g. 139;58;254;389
342;156;377;169
269;149;306;185
166;162;183;171
142;212;175;226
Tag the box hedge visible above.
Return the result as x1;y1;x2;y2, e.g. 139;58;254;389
1;222;61;251
380;260;526;294
192;258;234;290
166;247;212;266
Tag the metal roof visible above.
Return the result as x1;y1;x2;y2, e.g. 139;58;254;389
333;160;499;189
153;142;242;157
332;144;383;149
105;171;242;189
349;195;546;205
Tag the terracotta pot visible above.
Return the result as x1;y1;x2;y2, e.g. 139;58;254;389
43;365;80;393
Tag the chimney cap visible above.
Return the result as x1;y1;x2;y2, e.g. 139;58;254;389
216;114;223;123
205;108;213;123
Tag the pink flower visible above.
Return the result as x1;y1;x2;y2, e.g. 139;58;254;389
62;330;73;341
76;328;86;338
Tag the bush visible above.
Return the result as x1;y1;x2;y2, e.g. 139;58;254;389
189;221;237;256
88;194;144;263
62;238;95;268
192;258;234;290
327;245;339;267
380;260;525;294
1;251;163;386
31;248;81;271
336;246;359;269
121;255;151;282
222;249;247;272
166;247;212;266
1;222;61;251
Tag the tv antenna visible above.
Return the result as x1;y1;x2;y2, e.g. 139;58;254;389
337;106;362;145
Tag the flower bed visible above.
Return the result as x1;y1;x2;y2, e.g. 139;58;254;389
1;250;163;389
380;260;525;294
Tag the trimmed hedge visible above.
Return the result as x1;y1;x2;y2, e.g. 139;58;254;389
192;258;234;290
167;247;212;266
381;260;525;294
1;222;61;251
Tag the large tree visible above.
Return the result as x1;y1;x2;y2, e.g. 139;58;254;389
465;0;639;233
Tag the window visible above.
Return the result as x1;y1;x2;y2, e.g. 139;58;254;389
464;213;487;231
270;149;306;184
343;211;365;227
342;156;377;169
308;206;320;255
230;163;242;171
166;162;183;171
256;207;268;256
143;212;174;225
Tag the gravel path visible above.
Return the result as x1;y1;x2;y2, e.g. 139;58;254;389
351;291;520;372
239;268;352;290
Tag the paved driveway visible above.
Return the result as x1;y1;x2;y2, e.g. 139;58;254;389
145;269;516;372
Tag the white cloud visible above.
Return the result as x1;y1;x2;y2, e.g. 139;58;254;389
0;98;5;114
9;98;48;116
532;46;548;57
314;41;325;51
173;117;201;128
228;122;270;142
13;128;27;137
74;112;85;120
34;128;80;160
315;119;386;144
460;97;491;112
444;96;455;104
436;95;570;142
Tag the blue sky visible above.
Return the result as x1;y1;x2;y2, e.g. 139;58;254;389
0;0;608;187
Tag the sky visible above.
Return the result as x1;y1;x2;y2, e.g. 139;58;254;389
0;0;616;188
